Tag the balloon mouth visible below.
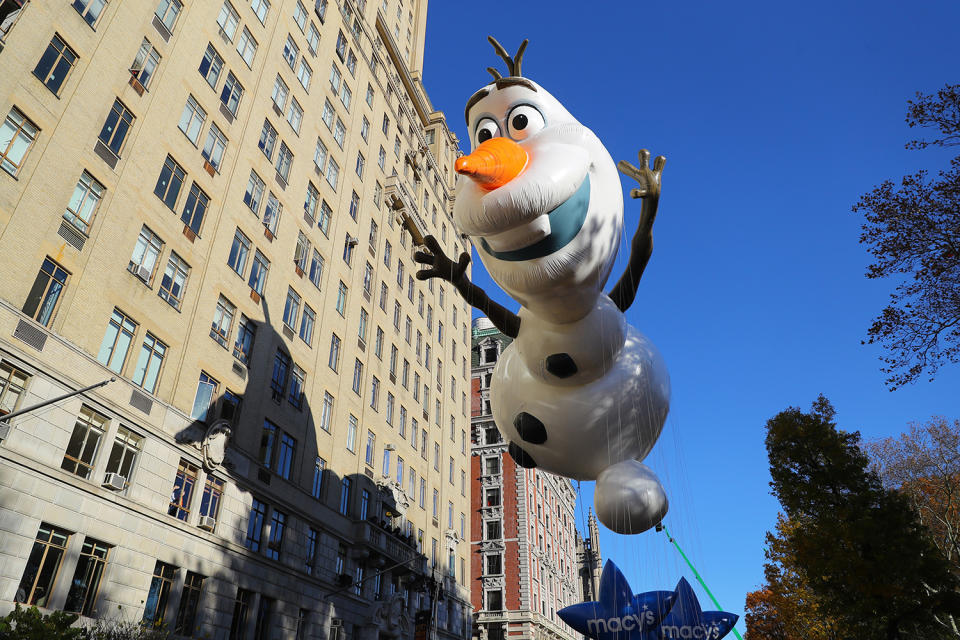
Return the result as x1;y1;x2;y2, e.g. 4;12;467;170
480;175;591;262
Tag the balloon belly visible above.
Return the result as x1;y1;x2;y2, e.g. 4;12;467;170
491;324;670;480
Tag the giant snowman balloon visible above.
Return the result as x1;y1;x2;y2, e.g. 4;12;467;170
413;38;670;534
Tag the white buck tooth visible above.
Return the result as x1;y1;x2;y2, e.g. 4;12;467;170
483;216;552;252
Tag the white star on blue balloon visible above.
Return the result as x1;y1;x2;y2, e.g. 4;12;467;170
558;561;739;640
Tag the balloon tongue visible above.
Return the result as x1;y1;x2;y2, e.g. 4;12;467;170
455;137;528;191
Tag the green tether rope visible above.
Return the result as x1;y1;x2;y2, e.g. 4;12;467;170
661;524;744;640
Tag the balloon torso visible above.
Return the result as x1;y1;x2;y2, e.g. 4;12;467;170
490;295;670;480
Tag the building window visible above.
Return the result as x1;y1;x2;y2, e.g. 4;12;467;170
201;124;228;172
309;249;324;288
181;182;209;235
234;315;256;364
155;0;182;33
336;281;348;315
73;0;107;26
485;487;501;507
229;589;252;639
198;475;223;524
217;1;240;41
258;119;278;159
339;477;351;515
355;152;364;178
199;43;224;88
22;257;68;326
282;287;301;329
236;27;257;67
328;333;341;371
360;488;370;520
254;597;274;640
276;142;294;180
34;34;78;95
364;430;375;466
130;38;161;90
244;170;265;213
61;405;107;479
325;157;339;191
245;498;267;551
97;309;137;373
251;0;270;23
312;456;326;497
190;371;218;421
15;523;70;607
484;457;501;475
1;107;39;176
220;71;244;115
289;365;305;410
248;250;269;295
168;459;199;520
178;95;206;145
300;304;315;345
352;359;363;394
263;192;282;234
210;296;237;348
129;225;163;283
62;170;104;235
174;571;204;636
154;155;186;210
132;333;166;393
270;350;290;401
104;426;142;489
98;99;134;157
283;34;299;69
159;252;189;310
63;537;111;616
346;414;358;453
307;22;320;55
287;98;303;133
0;362;29;417
142;561;177;627
265;508;286;560
305;528;319;575
321;99;334;130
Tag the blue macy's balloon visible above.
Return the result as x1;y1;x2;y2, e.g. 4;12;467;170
558;561;738;640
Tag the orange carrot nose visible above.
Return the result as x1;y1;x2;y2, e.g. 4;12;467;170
455;137;528;191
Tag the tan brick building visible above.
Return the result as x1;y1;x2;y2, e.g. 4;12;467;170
0;0;473;638
469;319;594;640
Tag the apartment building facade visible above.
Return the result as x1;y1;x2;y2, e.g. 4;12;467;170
469;319;591;640
0;0;474;638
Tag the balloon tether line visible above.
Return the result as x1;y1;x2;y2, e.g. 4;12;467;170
660;523;744;640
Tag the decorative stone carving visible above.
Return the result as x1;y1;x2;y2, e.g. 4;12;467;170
372;594;410;639
376;478;410;518
201;420;232;471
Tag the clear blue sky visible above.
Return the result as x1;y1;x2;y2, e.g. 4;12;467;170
422;0;960;629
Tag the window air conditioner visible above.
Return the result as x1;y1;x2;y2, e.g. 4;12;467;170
198;515;216;531
102;472;126;491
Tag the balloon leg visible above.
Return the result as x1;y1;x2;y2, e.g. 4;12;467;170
594;460;668;534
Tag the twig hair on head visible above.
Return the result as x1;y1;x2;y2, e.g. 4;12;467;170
487;36;529;78
465;36;537;124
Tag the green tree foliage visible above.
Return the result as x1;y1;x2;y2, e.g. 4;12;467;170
744;515;843;640
868;418;960;586
0;604;88;640
853;84;960;389
763;396;960;638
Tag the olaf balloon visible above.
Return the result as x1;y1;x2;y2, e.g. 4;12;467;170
413;37;670;534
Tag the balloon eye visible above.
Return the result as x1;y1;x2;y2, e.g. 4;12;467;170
475;118;500;147
506;104;544;140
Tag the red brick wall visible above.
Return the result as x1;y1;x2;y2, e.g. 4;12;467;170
471;376;482;416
